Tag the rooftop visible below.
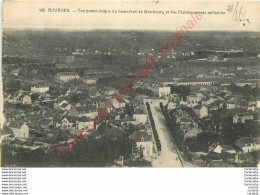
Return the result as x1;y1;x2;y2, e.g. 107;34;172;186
129;130;152;142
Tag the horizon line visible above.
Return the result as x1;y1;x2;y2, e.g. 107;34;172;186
3;27;260;33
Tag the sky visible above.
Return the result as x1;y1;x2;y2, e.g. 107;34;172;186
2;0;260;31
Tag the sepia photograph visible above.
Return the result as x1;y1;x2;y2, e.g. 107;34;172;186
1;0;260;168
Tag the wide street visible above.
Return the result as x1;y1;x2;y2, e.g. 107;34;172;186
150;105;183;167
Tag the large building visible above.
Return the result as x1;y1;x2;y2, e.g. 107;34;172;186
211;68;235;78
31;86;50;93
158;86;171;97
56;72;80;82
83;76;99;84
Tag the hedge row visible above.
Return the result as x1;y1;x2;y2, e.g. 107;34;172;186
160;102;182;151
146;103;161;151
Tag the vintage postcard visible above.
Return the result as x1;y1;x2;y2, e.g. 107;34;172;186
1;0;260;167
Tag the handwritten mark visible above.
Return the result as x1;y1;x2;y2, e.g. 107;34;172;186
227;2;250;26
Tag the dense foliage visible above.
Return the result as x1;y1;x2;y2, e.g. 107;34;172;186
146;102;161;151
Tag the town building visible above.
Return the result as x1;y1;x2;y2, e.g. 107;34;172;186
83;76;98;84
253;138;260;150
31;86;50;94
193;105;208;118
211;68;235;78
214;145;236;154
235;137;255;153
129;130;153;157
158;86;171;97
56;72;80;82
233;113;253;124
11;123;30;139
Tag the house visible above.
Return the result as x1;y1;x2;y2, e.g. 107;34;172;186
110;98;126;109
54;100;71;110
205;97;218;105
167;102;176;110
11;93;32;104
207;105;219;112
201;97;210;105
129;130;153;157
248;101;256;111
226;101;236;109
158;86;171;97
213;100;226;109
22;95;32;104
184;127;202;140
120;117;137;126
193;105;208;118
227;98;248;110
61;116;79;129
59;101;72;111
76;117;94;130
237;100;249;110
196;92;205;102
10;123;30;139
68;107;80;117
233;113;253;124
253;138;260;150
56;72;80;82
232;114;241;124
235;137;255;153
115;114;121;120
257;100;260;108
187;95;198;108
214;145;236;154
180;125;190;134
178;117;192;126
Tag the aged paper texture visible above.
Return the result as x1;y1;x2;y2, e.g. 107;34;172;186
1;0;260;167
